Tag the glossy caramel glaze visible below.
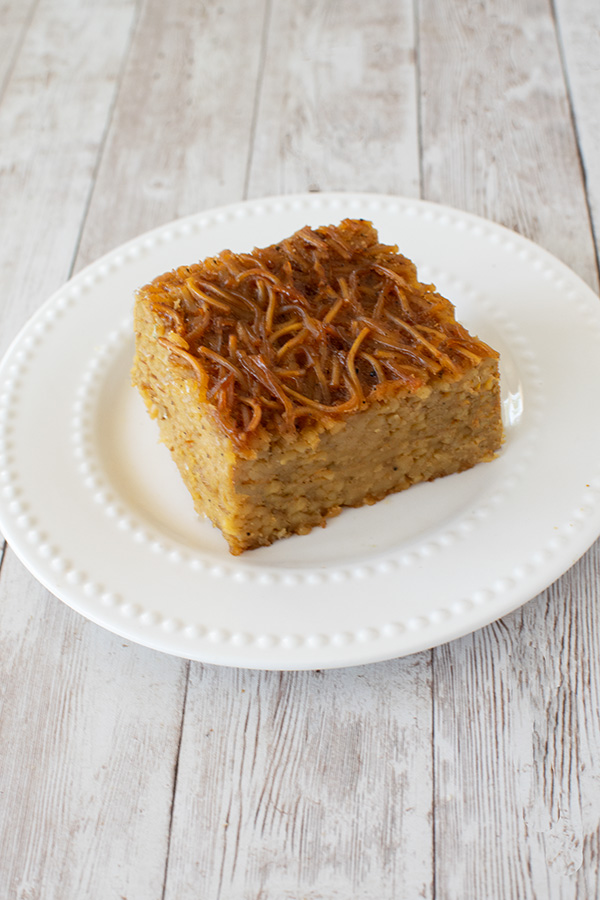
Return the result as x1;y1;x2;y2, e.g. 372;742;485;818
136;219;498;444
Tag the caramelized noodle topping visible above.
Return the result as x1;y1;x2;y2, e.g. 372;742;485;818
139;219;497;444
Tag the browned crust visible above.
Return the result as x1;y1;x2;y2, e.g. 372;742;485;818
135;219;498;447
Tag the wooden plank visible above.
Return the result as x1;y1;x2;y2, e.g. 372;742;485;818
419;0;598;289
4;0;597;895
418;0;600;896
0;0;138;358
0;1;188;897
162;3;433;899
164;660;433;900
246;0;421;199
553;0;600;271
433;552;600;900
0;0;274;897
0;551;188;899
74;0;269;269
0;0;39;97
524;557;600;898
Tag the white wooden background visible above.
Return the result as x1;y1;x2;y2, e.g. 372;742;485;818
1;0;599;897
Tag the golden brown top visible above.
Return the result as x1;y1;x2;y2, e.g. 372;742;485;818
138;218;498;444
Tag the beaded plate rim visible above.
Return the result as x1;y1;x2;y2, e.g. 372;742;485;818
1;192;599;669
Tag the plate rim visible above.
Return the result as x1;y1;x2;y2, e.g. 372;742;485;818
1;190;600;669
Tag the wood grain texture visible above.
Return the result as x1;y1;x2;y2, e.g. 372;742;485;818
419;1;600;897
0;0;600;897
164;660;433;900
553;0;600;271
246;0;421;199
0;551;188;900
0;0;138;358
74;0;269;269
418;0;598;288
0;0;38;98
433;548;600;900
0;3;187;898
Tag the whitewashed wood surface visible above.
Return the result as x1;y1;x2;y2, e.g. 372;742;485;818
1;0;599;897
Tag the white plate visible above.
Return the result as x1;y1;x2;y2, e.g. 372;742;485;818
1;193;600;669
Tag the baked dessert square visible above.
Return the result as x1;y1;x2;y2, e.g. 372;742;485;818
132;219;503;554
